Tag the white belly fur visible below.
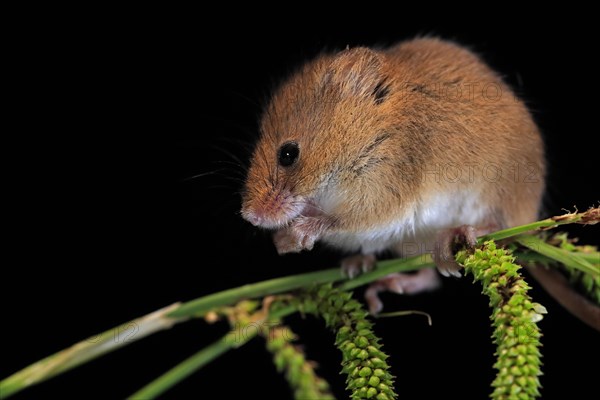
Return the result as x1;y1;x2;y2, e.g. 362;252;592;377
322;190;490;254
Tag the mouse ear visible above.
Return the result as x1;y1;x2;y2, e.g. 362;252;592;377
326;47;386;99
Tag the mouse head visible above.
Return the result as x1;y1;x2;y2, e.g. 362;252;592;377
242;47;396;229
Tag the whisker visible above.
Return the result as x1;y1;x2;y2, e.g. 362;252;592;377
202;184;240;191
210;145;249;170
181;170;227;182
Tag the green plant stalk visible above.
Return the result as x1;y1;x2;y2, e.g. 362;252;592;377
477;207;599;243
0;256;429;399
128;305;297;399
0;303;184;399
128;336;232;400
516;250;600;266
169;254;439;319
170;207;600;319
516;235;599;276
576;252;600;264
551;234;600;304
3;208;598;397
168;268;344;318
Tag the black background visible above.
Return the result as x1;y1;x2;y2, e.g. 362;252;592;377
4;8;599;400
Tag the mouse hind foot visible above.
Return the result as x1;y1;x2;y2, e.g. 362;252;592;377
433;225;478;277
364;269;441;314
341;254;376;279
432;223;501;276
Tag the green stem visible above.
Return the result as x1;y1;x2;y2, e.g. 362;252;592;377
170;254;436;319
128;337;232;400
127;305;296;399
516;235;599;276
168;269;343;318
576;252;600;264
376;310;433;326
0;257;429;399
477;208;599;244
3;208;598;398
0;303;184;399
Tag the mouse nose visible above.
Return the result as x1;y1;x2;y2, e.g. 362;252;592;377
246;214;262;226
242;208;263;227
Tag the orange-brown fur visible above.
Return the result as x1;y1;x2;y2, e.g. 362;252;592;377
240;39;600;328
242;38;545;243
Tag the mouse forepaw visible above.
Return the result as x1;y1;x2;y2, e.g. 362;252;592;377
273;227;302;254
433;225;478;277
273;216;328;254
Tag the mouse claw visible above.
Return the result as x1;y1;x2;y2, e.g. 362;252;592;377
388;279;404;294
438;268;451;278
341;254;376;279
343;265;354;278
450;269;462;278
433;225;478;278
342;263;360;279
437;267;463;278
273;216;328;254
300;234;315;251
362;256;376;273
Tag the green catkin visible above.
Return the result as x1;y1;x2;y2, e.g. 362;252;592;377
265;325;335;400
457;241;545;400
297;285;397;399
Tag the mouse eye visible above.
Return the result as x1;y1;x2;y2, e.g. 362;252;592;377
278;141;300;167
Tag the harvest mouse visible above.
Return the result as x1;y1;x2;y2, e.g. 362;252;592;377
241;38;548;314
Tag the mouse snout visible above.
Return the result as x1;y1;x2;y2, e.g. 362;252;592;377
241;190;305;229
241;204;284;229
241;208;264;227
